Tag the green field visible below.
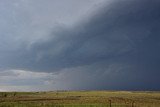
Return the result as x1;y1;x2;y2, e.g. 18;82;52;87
0;91;160;107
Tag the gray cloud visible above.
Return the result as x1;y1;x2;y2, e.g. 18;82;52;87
0;0;160;90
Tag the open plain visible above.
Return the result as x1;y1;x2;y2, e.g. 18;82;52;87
0;91;160;107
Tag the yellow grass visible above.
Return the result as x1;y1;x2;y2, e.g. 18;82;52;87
0;91;160;107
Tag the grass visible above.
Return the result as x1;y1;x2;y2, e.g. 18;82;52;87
0;91;160;107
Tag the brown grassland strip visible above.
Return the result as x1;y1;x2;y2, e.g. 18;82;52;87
0;91;160;106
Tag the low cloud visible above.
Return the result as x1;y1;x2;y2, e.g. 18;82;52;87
0;69;55;91
0;0;160;91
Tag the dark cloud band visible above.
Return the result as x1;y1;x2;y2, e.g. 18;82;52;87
1;0;160;90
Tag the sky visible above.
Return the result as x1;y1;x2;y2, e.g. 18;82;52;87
0;0;160;91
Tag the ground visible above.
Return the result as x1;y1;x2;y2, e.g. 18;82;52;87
0;91;160;107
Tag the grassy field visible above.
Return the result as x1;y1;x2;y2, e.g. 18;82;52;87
0;91;160;107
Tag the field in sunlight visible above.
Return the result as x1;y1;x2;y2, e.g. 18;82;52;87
0;91;160;107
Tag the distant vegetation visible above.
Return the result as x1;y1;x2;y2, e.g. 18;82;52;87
0;91;160;107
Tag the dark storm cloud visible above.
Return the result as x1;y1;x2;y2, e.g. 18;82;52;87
1;0;160;90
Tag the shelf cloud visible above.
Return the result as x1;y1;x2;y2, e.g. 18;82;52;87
0;0;160;91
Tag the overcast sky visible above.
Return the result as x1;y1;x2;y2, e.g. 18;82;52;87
0;0;160;91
